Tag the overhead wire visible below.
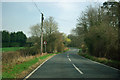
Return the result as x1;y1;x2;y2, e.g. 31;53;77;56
32;0;42;14
32;1;73;23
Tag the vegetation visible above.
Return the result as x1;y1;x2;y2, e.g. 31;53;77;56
1;47;24;52
29;16;69;53
1;31;27;47
2;47;69;78
2;15;70;78
2;47;40;65
2;53;55;78
68;1;120;61
2;1;120;78
78;50;120;70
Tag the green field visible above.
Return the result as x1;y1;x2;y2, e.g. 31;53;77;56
1;47;24;52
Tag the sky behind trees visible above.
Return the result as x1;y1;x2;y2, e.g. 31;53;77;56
2;1;104;37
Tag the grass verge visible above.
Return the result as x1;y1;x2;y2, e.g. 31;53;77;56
2;47;70;79
1;47;24;52
78;51;120;70
2;53;55;78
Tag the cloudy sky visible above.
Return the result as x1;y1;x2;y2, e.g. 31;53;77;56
2;0;105;37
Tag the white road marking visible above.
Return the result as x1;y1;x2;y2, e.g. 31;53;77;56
67;55;69;58
67;53;69;58
68;58;71;61
72;64;83;74
23;55;55;80
80;56;120;71
67;52;83;74
92;60;120;71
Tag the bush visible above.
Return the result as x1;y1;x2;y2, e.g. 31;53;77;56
85;23;119;60
19;47;40;56
2;43;10;47
2;51;21;64
10;42;20;47
79;52;120;70
2;47;40;64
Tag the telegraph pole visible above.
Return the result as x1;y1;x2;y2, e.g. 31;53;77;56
32;1;44;54
41;13;44;54
118;1;120;60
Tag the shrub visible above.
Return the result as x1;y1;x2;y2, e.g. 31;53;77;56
19;47;40;56
2;51;21;64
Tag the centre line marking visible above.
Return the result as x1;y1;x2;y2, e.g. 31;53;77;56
67;55;69;58
67;54;69;58
68;58;71;61
72;64;83;74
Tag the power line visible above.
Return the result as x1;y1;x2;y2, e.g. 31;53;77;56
32;0;42;14
32;1;72;23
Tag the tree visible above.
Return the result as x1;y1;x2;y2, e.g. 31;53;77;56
72;2;119;60
67;34;78;47
30;24;41;37
2;30;10;43
29;24;42;47
2;30;27;47
29;16;65;53
102;1;119;27
44;16;58;35
2;30;10;47
46;32;64;53
43;17;64;53
16;31;27;46
10;31;27;47
10;32;17;42
63;34;71;47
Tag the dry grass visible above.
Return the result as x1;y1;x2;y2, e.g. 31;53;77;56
98;57;108;61
2;51;41;66
2;50;55;78
2;52;34;66
79;53;120;70
64;47;69;51
16;54;55;78
2;51;21;65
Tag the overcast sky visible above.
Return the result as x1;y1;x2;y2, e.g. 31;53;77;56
2;1;105;37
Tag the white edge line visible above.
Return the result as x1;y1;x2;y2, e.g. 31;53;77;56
80;56;120;71
91;60;120;71
23;55;55;80
72;64;83;74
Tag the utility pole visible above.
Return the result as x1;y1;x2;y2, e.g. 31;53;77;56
41;13;44;54
118;1;120;60
32;1;44;54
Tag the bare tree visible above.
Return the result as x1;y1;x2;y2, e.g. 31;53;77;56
44;16;58;35
30;24;41;37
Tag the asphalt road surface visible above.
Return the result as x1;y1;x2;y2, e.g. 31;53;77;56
26;48;120;79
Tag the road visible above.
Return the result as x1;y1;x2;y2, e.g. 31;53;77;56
26;48;120;79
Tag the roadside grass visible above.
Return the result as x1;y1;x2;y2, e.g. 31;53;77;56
2;47;69;78
63;47;70;52
39;54;54;59
3;57;38;78
54;52;60;54
2;53;55;78
1;47;24;52
78;49;120;70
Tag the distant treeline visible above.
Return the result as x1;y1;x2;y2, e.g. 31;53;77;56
1;30;27;47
